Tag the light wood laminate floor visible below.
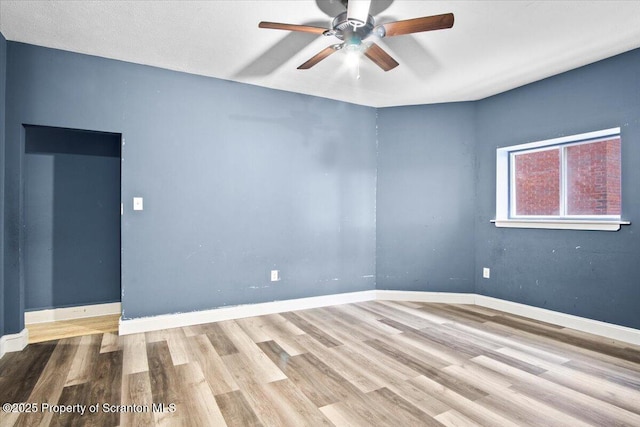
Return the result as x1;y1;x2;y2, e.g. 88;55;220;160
1;301;639;426
27;314;120;344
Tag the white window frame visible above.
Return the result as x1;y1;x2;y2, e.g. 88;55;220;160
493;127;630;231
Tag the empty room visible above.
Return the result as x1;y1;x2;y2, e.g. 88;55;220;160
0;1;639;426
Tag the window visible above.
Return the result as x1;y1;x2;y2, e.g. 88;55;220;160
494;128;629;231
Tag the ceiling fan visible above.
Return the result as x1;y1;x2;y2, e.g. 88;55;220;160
258;0;454;72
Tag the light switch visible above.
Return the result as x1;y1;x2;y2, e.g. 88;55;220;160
133;197;144;211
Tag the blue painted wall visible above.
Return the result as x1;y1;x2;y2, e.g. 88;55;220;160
24;126;121;311
474;49;640;329
376;103;476;292
4;42;377;329
0;32;6;338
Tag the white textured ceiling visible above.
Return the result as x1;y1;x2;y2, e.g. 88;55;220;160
1;1;639;107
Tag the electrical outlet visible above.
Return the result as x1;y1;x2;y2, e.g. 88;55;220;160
483;267;490;279
133;197;143;211
270;270;280;281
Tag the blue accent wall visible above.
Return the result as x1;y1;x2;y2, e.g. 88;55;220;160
376;103;476;292
474;49;640;329
0;31;6;338
24;126;121;311
4;42;377;327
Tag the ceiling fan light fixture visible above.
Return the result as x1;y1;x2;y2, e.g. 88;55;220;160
344;48;362;80
344;33;363;49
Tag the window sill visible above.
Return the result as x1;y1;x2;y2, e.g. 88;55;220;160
491;219;630;231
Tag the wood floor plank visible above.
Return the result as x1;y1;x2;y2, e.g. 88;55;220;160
476;386;594;427
540;363;640;415
367;387;446;426
263;379;333;426
202;322;239;356
229;374;297;426
430;303;497;324
0;340;57;403
435;409;484;427
123;332;149;375
278;351;364;408
356;301;442;329
320;396;399;427
235;316;273;343
322;383;442;427
234;314;309;358
65;333;101;387
490;311;640;364
165;328;190;366
15;337;81;426
333;341;421;386
120;371;155;427
174;362;228;426
27;314;120;344
218;321;287;384
475;354;640;426
442;361;513;392
280;311;343;347
448;319;573;365
406;375;522;427
486;319;640;371
259;332;308;358
255;339;293;373
49;382;89;427
378;300;452;325
365;338;488;401
146;341;185;425
215;390;263;427
186;333;239;395
372;330;453;370
325;304;405;337
564;358;640;389
100;331;121;353
288;336;383;393
85;347;123;427
377;377;451;418
387;328;470;367
295;308;373;344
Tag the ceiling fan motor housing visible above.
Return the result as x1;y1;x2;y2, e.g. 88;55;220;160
330;11;375;45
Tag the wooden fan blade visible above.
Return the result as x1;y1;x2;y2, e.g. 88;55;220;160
259;21;328;35
298;46;338;69
364;43;399;71
380;13;454;37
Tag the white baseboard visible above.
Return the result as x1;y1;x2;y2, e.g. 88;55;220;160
474;295;640;346
119;290;640;347
25;302;121;324
119;291;377;335
0;328;29;359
